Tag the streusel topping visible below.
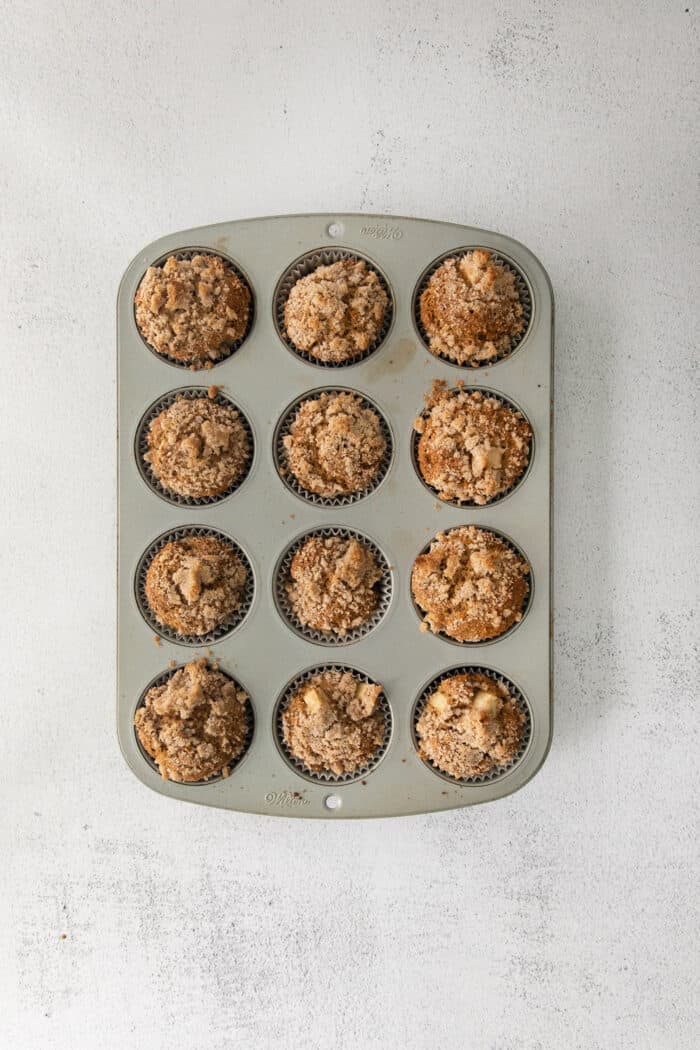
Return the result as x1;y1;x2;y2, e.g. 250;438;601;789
135;254;251;366
282;391;386;498
411;526;529;642
145;535;247;637
416;672;525;779
144;395;251;499
283;258;389;363
419;249;524;365
281;669;386;775
135;659;250;782
285;536;383;636
414;381;531;504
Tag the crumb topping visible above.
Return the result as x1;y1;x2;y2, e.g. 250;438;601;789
286;536;383;636
144;395;250;499
135;254;251;366
135;659;249;782
416;672;525;779
145;535;247;637
282;669;386;775
283;258;389;363
419;249;524;366
414;381;531;504
411;526;529;642
282;391;386;497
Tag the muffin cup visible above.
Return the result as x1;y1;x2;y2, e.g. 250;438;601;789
135;525;255;646
273;386;394;507
411;665;531;785
273;664;392;785
134;664;255;785
135;386;255;507
273;525;394;646
412;247;533;369
410;525;533;647
273;247;394;368
411;386;534;508
134;247;255;370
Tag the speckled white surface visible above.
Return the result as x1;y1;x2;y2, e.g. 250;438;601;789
2;2;698;1047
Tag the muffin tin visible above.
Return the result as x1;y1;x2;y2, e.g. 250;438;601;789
117;213;553;818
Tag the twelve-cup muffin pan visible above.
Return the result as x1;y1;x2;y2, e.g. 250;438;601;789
117;213;553;818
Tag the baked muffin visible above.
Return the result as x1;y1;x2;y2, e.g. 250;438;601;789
281;669;386;776
282;391;386;498
419;249;524;365
285;535;383;636
414;381;531;504
283;258;389;363
135;659;250;782
411;526;529;642
144;395;251;499
416;671;526;779
135;253;251;367
144;534;248;637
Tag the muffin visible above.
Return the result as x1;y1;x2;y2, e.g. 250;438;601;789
283;258;389;363
144;395;251;500
135;253;251;367
281;669;386;776
144;534;248;637
414;381;531;504
416;672;526;779
282;391;387;498
411;526;529;642
135;659;250;782
285;535;383;636
419;249;524;365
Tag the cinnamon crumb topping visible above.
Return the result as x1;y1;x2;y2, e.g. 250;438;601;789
416;672;525;779
282;669;386;775
135;254;251;366
145;535;247;637
144;395;250;500
282;391;386;497
135;659;249;782
419;249;524;366
414;381;531;504
411;526;529;642
284;258;389;363
286;536;383;635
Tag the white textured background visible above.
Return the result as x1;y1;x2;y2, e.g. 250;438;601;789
2;2;698;1048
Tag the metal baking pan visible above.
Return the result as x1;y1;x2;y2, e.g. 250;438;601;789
117;213;553;818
